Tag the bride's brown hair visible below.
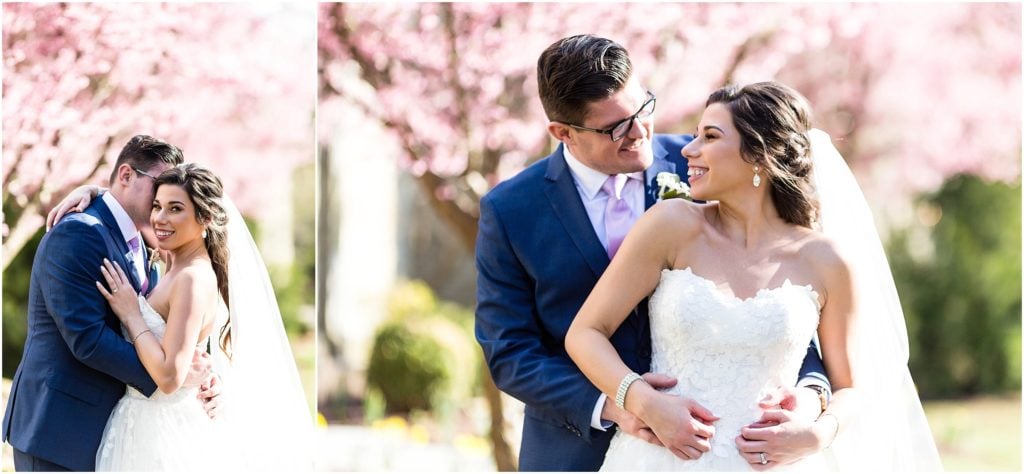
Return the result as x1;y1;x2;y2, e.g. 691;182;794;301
706;82;819;228
154;163;232;357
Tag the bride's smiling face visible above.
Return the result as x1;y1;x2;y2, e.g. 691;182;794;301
151;184;206;251
681;103;749;201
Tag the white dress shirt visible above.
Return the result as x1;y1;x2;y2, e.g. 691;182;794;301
562;146;645;431
563;147;645;252
102;192;146;285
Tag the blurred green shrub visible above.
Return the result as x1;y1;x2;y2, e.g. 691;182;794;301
888;175;1021;398
366;280;478;415
2;230;42;378
269;262;312;338
367;322;449;413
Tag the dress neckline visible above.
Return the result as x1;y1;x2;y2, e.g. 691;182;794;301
663;267;822;310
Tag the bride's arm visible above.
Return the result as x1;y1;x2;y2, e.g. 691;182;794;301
805;240;861;448
565;203;676;404
98;259;213;394
47;184;104;230
566;201;717;460
734;241;859;470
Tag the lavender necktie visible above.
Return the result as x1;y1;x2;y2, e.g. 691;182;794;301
602;174;637;259
128;236;148;295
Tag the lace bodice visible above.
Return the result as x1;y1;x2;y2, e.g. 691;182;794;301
602;267;822;470
130;295;169;340
98;296;229;471
650;268;820;457
121;296;224;402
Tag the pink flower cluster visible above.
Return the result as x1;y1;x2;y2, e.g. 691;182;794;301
319;3;1020;211
4;3;314;222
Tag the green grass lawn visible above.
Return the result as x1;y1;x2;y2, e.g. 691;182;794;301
924;392;1021;471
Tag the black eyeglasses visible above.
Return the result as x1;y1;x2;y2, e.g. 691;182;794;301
133;167;158;180
566;91;656;142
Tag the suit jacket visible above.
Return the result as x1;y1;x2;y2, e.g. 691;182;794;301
475;134;829;471
3;197;158;471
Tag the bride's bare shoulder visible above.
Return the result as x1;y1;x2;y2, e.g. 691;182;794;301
640;199;710;237
799;230;846;261
166;260;218;303
797;229;854;287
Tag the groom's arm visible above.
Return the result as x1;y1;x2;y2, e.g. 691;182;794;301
474;196;603;442
797;339;831;401
41;219;158;396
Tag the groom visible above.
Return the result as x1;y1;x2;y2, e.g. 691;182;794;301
475;35;832;471
3;135;219;471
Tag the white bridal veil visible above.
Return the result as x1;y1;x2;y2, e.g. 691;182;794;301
809;130;943;471
215;196;314;471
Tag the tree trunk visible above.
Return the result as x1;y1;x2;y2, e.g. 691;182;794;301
482;361;517;471
413;173;517;471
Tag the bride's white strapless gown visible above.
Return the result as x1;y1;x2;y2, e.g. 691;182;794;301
95;296;229;471
601;268;829;471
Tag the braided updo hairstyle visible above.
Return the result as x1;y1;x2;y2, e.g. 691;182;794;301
154;163;232;357
706;82;819;227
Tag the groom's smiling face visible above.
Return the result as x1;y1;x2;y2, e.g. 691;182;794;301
552;76;654;175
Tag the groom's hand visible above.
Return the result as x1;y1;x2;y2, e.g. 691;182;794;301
198;373;223;419
182;350;213;388
758;385;821;420
601;400;661;446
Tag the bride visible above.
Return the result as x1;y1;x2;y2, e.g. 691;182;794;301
565;82;941;471
52;163;312;471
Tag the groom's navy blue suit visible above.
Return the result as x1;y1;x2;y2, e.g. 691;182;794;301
475;134;829;471
3;197;158;471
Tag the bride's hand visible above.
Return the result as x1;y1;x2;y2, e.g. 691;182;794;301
736;408;825;470
47;184;102;231
736;386;829;470
632;388;719;461
603;372;680;447
96;258;141;323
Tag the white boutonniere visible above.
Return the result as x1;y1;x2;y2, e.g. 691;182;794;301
147;247;166;276
656;172;691;201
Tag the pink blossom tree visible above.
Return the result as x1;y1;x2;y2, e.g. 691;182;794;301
3;3;314;270
320;2;1020;249
319;3;1020;468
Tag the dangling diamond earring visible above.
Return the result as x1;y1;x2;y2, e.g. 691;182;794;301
202;229;208;239
752;166;762;188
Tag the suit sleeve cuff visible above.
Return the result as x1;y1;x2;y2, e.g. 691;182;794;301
797;374;832;396
591;393;613;431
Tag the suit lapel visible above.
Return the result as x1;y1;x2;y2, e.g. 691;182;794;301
543;145;610;279
93;198;144;292
541;137;687;278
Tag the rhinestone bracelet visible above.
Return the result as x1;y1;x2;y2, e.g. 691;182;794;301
615;372;645;410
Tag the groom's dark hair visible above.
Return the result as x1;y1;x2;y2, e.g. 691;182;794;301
108;135;185;185
537;34;633;126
